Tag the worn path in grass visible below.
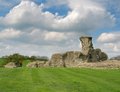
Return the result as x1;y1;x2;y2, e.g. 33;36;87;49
0;68;120;92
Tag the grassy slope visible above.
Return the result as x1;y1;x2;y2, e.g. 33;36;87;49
0;68;120;92
0;58;5;67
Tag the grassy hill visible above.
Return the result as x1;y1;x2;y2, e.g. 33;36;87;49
0;68;120;92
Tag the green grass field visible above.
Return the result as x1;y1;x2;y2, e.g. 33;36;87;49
0;68;120;92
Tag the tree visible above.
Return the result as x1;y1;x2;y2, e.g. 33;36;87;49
30;56;36;62
5;53;24;67
30;56;49;61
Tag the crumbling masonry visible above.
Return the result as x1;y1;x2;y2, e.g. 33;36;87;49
48;36;108;67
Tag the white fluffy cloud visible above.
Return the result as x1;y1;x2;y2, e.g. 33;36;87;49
97;31;120;57
44;32;66;41
0;28;22;40
0;0;115;32
0;0;117;57
97;32;120;43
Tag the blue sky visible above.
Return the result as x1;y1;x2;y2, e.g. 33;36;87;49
0;0;120;58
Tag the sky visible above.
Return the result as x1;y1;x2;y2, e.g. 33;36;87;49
0;0;120;58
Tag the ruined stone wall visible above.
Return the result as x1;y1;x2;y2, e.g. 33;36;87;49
80;36;93;55
48;36;108;67
48;51;82;67
79;37;108;62
62;51;82;67
48;53;65;67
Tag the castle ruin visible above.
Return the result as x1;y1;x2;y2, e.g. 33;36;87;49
48;36;108;67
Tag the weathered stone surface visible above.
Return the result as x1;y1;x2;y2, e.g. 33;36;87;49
80;37;108;62
49;36;108;67
63;51;82;66
48;51;82;67
78;60;120;68
100;52;108;61
80;36;93;55
26;61;46;68
4;62;17;68
49;53;65;67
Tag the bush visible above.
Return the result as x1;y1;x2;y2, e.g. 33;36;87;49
4;53;24;67
30;56;49;61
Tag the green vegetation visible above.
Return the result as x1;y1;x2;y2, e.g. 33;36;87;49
0;58;6;67
0;53;49;67
0;68;120;92
4;53;24;67
30;56;49;61
22;60;31;67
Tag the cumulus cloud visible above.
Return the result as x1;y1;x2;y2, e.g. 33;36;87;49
0;0;115;32
0;0;117;57
97;31;120;57
0;28;22;40
104;43;120;52
97;32;120;43
44;32;66;41
0;0;20;13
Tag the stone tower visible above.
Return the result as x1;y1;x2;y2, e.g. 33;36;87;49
80;36;94;55
80;36;108;62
